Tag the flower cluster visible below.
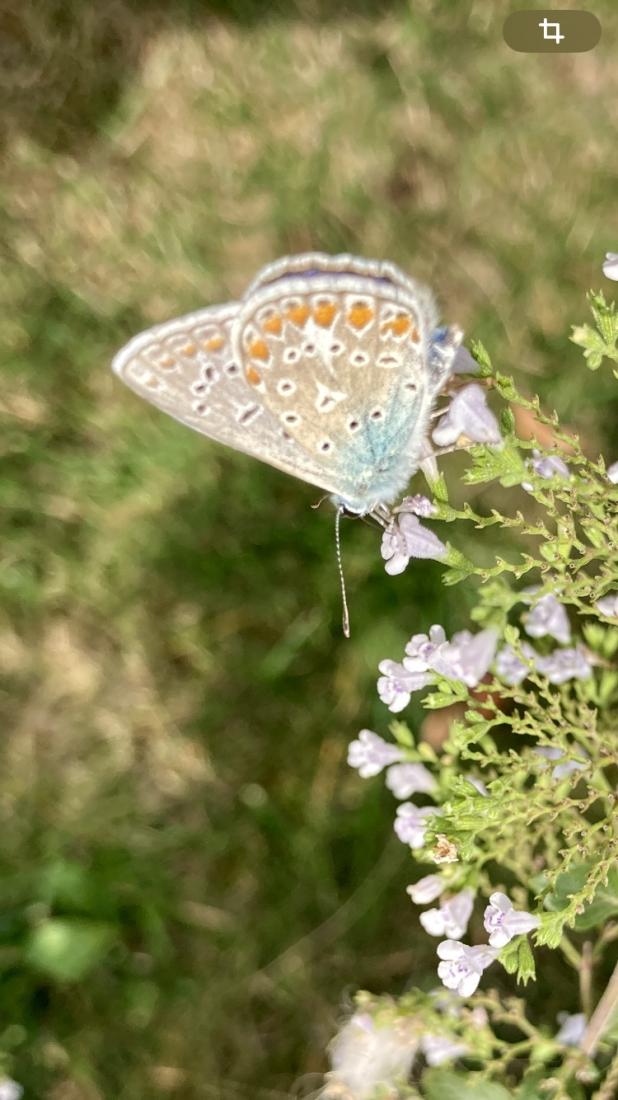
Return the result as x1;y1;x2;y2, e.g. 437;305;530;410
377;624;498;712
327;283;618;1098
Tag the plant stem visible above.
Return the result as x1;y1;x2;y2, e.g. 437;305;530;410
580;941;593;1018
581;961;618;1057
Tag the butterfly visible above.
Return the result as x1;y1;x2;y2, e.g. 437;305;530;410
112;252;462;522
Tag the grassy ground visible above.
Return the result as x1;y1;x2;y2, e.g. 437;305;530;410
2;2;618;1096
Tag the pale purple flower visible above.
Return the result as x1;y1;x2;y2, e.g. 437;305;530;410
395;494;437;518
607;461;618;484
406;874;444;905
385;762;436;799
420;889;475;940
327;1010;418;1097
602;253;618;281
465;776;488;796
530;449;570;480
534;745;563;762
523;593;571;645
381;514;447;576
535;746;587;780
405;625;447;664
378;659;432;713
535;645;592;684
556;1012;587;1047
553;759;587;779
452;346;479;375
0;1083;23;1100
348;729;404;778
394;803;436;849
596;593;618;618
495;642;536;686
437;941;498;997
430;628;498;688
483;892;539;948
432;384;501;448
421;1034;468;1066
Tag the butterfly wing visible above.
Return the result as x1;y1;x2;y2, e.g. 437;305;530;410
111;302;349;496
235;260;458;512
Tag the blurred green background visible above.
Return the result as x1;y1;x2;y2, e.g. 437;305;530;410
2;1;618;1096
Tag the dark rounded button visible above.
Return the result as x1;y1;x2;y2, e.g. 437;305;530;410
504;10;601;53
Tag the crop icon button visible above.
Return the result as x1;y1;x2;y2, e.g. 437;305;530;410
503;10;602;52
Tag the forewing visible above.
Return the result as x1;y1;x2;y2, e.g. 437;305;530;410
111;303;345;495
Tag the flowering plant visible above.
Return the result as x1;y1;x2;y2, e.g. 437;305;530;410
322;289;618;1099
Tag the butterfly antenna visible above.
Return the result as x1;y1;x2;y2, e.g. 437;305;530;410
335;506;351;639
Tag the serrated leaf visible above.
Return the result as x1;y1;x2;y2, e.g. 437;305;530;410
469;339;493;374
515;936;536;984
535;911;567;948
498;937;519;975
432;471;450;503
463;442;526;488
424;691;465;710
500;408;515;433
573;867;618;930
544;863;591;911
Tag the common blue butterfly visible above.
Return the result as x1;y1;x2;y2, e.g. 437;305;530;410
112;253;462;520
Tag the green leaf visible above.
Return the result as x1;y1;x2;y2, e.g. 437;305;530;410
570;324;605;369
514;936;536;984
469;339;493;375
574;866;618;930
25;919;116;982
500;408;515;433
431;471;450;503
462;442;527;488
498;937;519;975
424;691;466;710
544;863;591;911
535;911;567;949
390;720;414;748
423;1069;513;1100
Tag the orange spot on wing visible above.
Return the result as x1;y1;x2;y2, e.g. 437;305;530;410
410;326;420;343
347;304;374;329
262;313;282;335
249;339;270;361
205;335;225;351
285;303;310;327
181;342;198;356
313;302;337;327
159;354;176;369
382;314;411;336
246;365;262;386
